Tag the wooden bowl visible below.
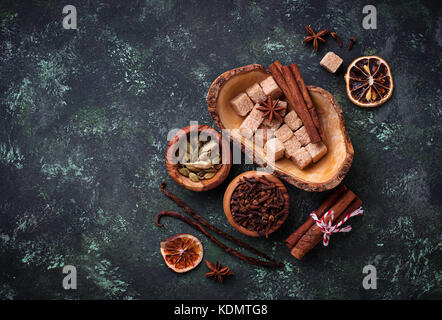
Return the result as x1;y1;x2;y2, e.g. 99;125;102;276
166;124;232;192
207;64;354;192
223;171;290;237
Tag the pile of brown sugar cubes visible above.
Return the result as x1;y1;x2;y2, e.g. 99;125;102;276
230;75;327;169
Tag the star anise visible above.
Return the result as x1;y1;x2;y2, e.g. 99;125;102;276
205;260;233;284
303;26;328;52
257;95;286;123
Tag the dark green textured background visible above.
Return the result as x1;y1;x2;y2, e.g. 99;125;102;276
0;0;440;300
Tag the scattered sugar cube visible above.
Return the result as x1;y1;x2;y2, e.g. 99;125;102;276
320;52;343;74
275;124;294;143
230;92;254;116
284;110;303;131
283;136;302;159
260;76;283;99
246;83;267;104
294;126;311;146
254;126;275;147
305;142;328;163
264;138;285;162
291;147;313;169
239;104;265;139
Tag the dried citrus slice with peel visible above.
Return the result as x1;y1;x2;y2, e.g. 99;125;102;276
160;233;203;273
344;56;394;107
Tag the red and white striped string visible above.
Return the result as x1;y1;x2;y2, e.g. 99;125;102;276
310;207;364;246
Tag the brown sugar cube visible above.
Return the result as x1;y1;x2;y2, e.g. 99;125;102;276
305;142;328;163
294;126;311;146
260;76;283;99
320;52;343;74
239;127;254;140
239;104;265;139
262;115;283;130
284;110;303;131
291;147;313;170
274;124;294;143
239;117;262;139
264;138;285;162
254;126;275;147
246;83;267;104
283;135;302;159
230;92;254;116
249;103;266;122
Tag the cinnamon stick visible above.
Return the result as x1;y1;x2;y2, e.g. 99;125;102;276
269;61;306;127
289;63;326;142
268;61;289;95
334;197;363;226
290;189;359;259
272;60;284;73
280;65;321;143
295;196;363;255
285;185;347;249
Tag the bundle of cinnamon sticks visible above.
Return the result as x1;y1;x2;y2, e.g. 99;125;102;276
285;185;362;259
269;60;326;143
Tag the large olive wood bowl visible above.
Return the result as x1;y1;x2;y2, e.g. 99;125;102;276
207;64;354;192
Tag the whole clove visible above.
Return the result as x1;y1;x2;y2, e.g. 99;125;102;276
348;36;356;51
330;32;343;48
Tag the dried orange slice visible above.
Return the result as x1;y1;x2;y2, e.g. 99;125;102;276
344;56;394;107
160;233;203;273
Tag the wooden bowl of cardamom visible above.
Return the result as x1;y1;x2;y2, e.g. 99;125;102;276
165;124;232;192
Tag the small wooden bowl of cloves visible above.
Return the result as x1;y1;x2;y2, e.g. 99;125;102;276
166;124;232;192
223;171;290;237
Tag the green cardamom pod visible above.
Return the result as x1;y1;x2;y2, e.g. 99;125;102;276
203;172;216;180
178;167;190;177
189;172;200;182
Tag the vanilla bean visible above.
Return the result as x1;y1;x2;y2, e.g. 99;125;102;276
156;210;283;268
160;182;279;264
